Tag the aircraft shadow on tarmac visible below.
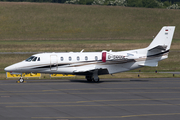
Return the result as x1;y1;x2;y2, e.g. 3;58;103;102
69;79;149;83
16;79;149;83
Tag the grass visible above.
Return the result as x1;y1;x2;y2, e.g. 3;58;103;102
100;72;180;79
0;39;151;52
0;2;180;40
0;39;180;52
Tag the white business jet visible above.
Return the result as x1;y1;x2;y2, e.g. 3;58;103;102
4;26;175;83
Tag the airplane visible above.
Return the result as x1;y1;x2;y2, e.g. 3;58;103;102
4;26;175;83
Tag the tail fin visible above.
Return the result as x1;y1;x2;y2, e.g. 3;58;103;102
140;26;176;67
148;26;175;51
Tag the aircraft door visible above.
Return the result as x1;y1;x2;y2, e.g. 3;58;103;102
50;55;58;71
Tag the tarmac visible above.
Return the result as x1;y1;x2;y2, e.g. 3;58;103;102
0;78;180;120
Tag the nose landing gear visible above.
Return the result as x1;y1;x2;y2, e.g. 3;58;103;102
17;73;25;83
19;77;24;83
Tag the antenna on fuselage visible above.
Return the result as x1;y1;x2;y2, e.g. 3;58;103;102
80;49;84;53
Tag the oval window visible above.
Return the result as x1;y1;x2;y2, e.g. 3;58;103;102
95;56;98;61
60;57;63;61
69;56;72;61
85;56;88;61
77;56;80;61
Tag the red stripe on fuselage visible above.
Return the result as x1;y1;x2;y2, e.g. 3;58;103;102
102;52;106;62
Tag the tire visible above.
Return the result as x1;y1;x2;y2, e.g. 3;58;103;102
19;78;24;83
86;76;93;82
87;79;92;82
93;77;99;83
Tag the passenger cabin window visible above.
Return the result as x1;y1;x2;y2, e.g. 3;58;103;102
95;56;98;61
25;56;35;62
85;56;88;61
60;57;63;61
77;56;80;61
69;56;72;61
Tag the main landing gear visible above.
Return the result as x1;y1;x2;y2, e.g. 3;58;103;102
86;69;100;82
86;75;99;82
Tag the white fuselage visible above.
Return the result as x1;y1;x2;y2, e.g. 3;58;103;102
4;48;168;75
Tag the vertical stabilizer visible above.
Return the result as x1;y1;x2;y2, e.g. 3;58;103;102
148;26;175;50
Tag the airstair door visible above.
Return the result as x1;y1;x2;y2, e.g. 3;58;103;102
50;55;58;71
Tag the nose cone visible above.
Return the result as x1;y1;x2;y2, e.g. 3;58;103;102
4;65;16;72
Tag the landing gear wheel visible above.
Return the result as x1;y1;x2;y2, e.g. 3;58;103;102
19;77;24;83
86;76;93;82
86;76;100;82
87;79;92;82
93;77;99;83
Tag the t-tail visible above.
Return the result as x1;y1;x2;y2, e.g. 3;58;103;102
147;26;175;56
148;26;175;51
139;26;175;67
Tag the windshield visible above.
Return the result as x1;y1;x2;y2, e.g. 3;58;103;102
32;57;37;61
25;56;35;62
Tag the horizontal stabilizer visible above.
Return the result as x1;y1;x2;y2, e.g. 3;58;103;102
139;62;158;67
148;45;167;51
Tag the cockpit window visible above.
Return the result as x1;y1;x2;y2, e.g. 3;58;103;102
37;57;40;61
32;57;37;61
25;56;35;62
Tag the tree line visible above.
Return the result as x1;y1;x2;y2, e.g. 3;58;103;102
1;0;180;8
127;0;180;8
